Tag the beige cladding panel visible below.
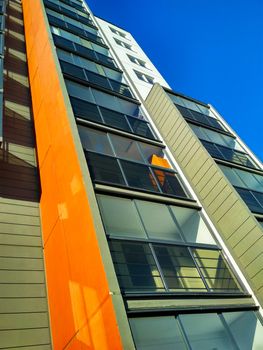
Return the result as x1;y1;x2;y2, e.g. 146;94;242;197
145;83;263;306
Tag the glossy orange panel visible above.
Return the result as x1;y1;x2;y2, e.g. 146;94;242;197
22;0;124;349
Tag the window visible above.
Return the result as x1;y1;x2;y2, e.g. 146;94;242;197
134;70;154;84
114;38;133;50
130;311;263;350
127;55;146;67
110;27;126;38
97;195;217;245
109;240;241;293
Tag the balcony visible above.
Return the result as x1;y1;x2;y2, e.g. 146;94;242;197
53;35;117;69
47;15;105;46
201;139;257;169
60;60;134;99
85;151;188;198
235;187;263;214
109;240;242;294
44;0;94;27
59;0;84;11
70;97;157;139
175;104;228;134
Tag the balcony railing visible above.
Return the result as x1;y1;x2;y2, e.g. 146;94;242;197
47;15;105;46
235;186;263;214
59;0;84;11
53;35;117;69
60;60;134;99
44;0;94;27
175;104;228;134
109;239;243;294
201;139;257;169
70;97;157;140
85;151;188;198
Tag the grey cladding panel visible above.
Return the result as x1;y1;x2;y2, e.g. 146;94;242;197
145;83;263;306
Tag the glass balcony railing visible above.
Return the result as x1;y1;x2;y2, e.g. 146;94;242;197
59;0;84;11
47;15;104;46
201;139;257;169
70;97;157;139
109;240;242;294
85;151;188;198
53;35;117;69
44;0;94;27
235;187;263;214
60;60;134;99
175;104;228;134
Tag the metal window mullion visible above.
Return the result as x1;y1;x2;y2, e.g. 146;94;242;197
250;190;263;210
219;313;240;350
187;247;211;292
177;316;193;350
122;114;135;134
149;243;169;292
148;166;163;193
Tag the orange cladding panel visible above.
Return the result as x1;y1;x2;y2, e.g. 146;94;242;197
22;0;124;349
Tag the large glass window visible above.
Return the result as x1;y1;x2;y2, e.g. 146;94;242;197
130;311;263;350
97;196;147;239
110;240;241;293
129;317;187;350
57;48;125;83
97;195;216;245
219;165;263;213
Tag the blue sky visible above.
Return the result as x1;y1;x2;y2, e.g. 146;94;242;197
87;0;263;161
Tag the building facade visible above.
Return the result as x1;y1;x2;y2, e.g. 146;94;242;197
0;0;262;349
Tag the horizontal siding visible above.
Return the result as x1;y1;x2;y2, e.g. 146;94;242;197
145;84;263;306
0;0;51;348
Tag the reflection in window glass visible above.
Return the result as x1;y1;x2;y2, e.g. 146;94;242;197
135;200;183;242
154;245;206;291
109;241;165;292
97;195;147;239
110;134;144;162
65;80;94;103
223;311;263;350
170;206;216;245
139;143;164;163
192;249;240;292
129;317;187;350
219;165;244;187
77;126;113;155
179;313;236;350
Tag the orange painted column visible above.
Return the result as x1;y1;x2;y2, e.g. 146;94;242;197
22;0;124;349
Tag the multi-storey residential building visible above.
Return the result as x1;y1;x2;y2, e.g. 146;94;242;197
0;0;262;349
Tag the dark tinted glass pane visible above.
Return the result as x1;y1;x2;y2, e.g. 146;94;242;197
99;107;131;132
96;52;116;68
191;110;209;125
75;43;97;61
121;161;160;193
201;140;223;159
53;34;75;52
66;23;84;36
48;15;65;27
153;245;206;291
207;117;225;131
70;97;102;123
235;187;263;214
109;241;165;292
85;152;126;185
175;104;193;119
60;60;86;80
153;169;187;198
127;117;155;140
253;191;263;208
193;249;241;292
109;80;133;98
85;70;111;90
